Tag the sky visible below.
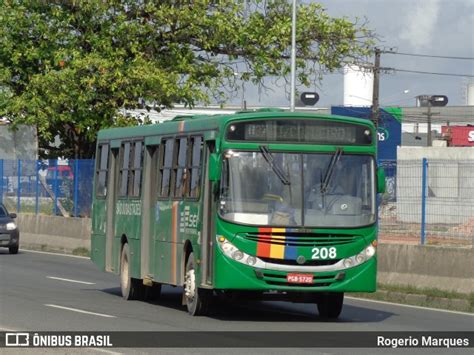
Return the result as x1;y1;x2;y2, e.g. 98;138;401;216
233;0;474;109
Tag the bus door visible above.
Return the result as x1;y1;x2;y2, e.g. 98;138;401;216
105;147;119;273
200;141;216;287
141;144;158;282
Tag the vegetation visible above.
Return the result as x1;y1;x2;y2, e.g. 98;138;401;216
350;283;474;313
72;247;90;257
0;1;375;158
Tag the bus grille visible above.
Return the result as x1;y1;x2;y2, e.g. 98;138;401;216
259;257;340;266
241;232;358;247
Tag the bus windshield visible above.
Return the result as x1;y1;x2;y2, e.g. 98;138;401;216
219;151;375;228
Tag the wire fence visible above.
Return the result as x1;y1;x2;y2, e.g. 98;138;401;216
379;159;474;247
1;158;472;247
0;159;94;218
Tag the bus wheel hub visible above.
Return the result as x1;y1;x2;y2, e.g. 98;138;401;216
185;270;196;299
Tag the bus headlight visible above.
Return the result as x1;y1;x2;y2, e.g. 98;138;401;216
342;242;376;270
217;236;265;268
365;245;376;257
232;250;244;261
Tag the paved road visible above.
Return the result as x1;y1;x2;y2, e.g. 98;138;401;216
0;249;472;353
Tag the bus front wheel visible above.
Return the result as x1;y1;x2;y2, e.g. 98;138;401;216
120;243;144;300
317;292;344;319
184;252;210;316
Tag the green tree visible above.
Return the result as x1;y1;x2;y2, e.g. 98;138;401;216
0;0;375;158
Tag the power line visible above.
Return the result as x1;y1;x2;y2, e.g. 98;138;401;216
384;51;474;61
389;68;474;78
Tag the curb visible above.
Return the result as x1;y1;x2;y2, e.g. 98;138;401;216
351;290;472;313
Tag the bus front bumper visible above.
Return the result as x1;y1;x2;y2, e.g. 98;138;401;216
213;251;376;292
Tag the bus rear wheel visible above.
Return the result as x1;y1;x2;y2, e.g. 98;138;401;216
120;243;144;300
317;292;344;319
184;252;210;316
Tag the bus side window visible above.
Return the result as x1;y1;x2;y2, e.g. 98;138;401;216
159;139;174;198
130;141;143;197
188;136;203;199
119;142;131;196
174;137;188;198
96;143;109;197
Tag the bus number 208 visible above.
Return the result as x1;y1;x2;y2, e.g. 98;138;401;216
311;247;337;259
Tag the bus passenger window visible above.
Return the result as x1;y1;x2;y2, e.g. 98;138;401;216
96;144;109;197
131;141;143;197
119;142;131;196
188;136;203;199
174;137;188;198
159;139;174;197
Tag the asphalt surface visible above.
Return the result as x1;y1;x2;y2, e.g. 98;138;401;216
0;249;472;354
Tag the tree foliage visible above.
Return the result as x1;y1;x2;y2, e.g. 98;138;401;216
0;0;375;158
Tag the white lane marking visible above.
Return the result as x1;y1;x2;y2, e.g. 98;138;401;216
0;326;17;331
47;276;96;285
22;249;89;259
90;348;122;355
347;296;474;316
45;304;116;318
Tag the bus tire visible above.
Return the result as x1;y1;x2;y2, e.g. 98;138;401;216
120;243;144;300
317;292;344;319
184;252;210;316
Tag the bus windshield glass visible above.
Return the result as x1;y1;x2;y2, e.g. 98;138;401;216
219;151;375;228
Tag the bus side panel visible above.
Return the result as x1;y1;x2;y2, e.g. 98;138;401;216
90;234;105;271
91;199;107;270
153;200;175;284
114;203;142;278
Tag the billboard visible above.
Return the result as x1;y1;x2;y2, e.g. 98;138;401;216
331;106;402;161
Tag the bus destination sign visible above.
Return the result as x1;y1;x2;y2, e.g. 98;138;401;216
226;119;372;145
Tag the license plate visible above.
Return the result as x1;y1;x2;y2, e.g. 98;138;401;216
287;273;313;284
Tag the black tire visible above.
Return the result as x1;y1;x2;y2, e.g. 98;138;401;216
120;243;144;300
9;245;19;254
317;292;344;319
184;252;210;316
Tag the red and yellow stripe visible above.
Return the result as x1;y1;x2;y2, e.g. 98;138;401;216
256;228;297;260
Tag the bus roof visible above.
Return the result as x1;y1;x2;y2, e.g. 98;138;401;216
97;109;375;141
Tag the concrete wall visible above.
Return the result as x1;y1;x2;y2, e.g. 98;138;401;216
17;214;90;253
14;214;474;294
378;244;474;294
396;147;474;224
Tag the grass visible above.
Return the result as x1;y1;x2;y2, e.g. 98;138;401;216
72;247;90;257
350;283;474;313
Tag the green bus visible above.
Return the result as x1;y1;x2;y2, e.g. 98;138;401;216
91;109;385;318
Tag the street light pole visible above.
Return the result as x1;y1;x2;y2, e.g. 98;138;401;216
290;0;297;112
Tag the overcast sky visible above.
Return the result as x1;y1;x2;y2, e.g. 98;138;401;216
234;0;474;109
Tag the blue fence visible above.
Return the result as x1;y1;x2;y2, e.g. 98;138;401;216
0;159;95;218
379;158;474;246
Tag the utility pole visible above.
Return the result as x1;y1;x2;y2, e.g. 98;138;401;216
371;48;381;129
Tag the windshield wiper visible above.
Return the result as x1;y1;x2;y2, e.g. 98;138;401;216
259;146;291;185
320;148;343;194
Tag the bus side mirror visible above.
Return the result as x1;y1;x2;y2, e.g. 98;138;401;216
377;167;386;194
208;153;221;181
